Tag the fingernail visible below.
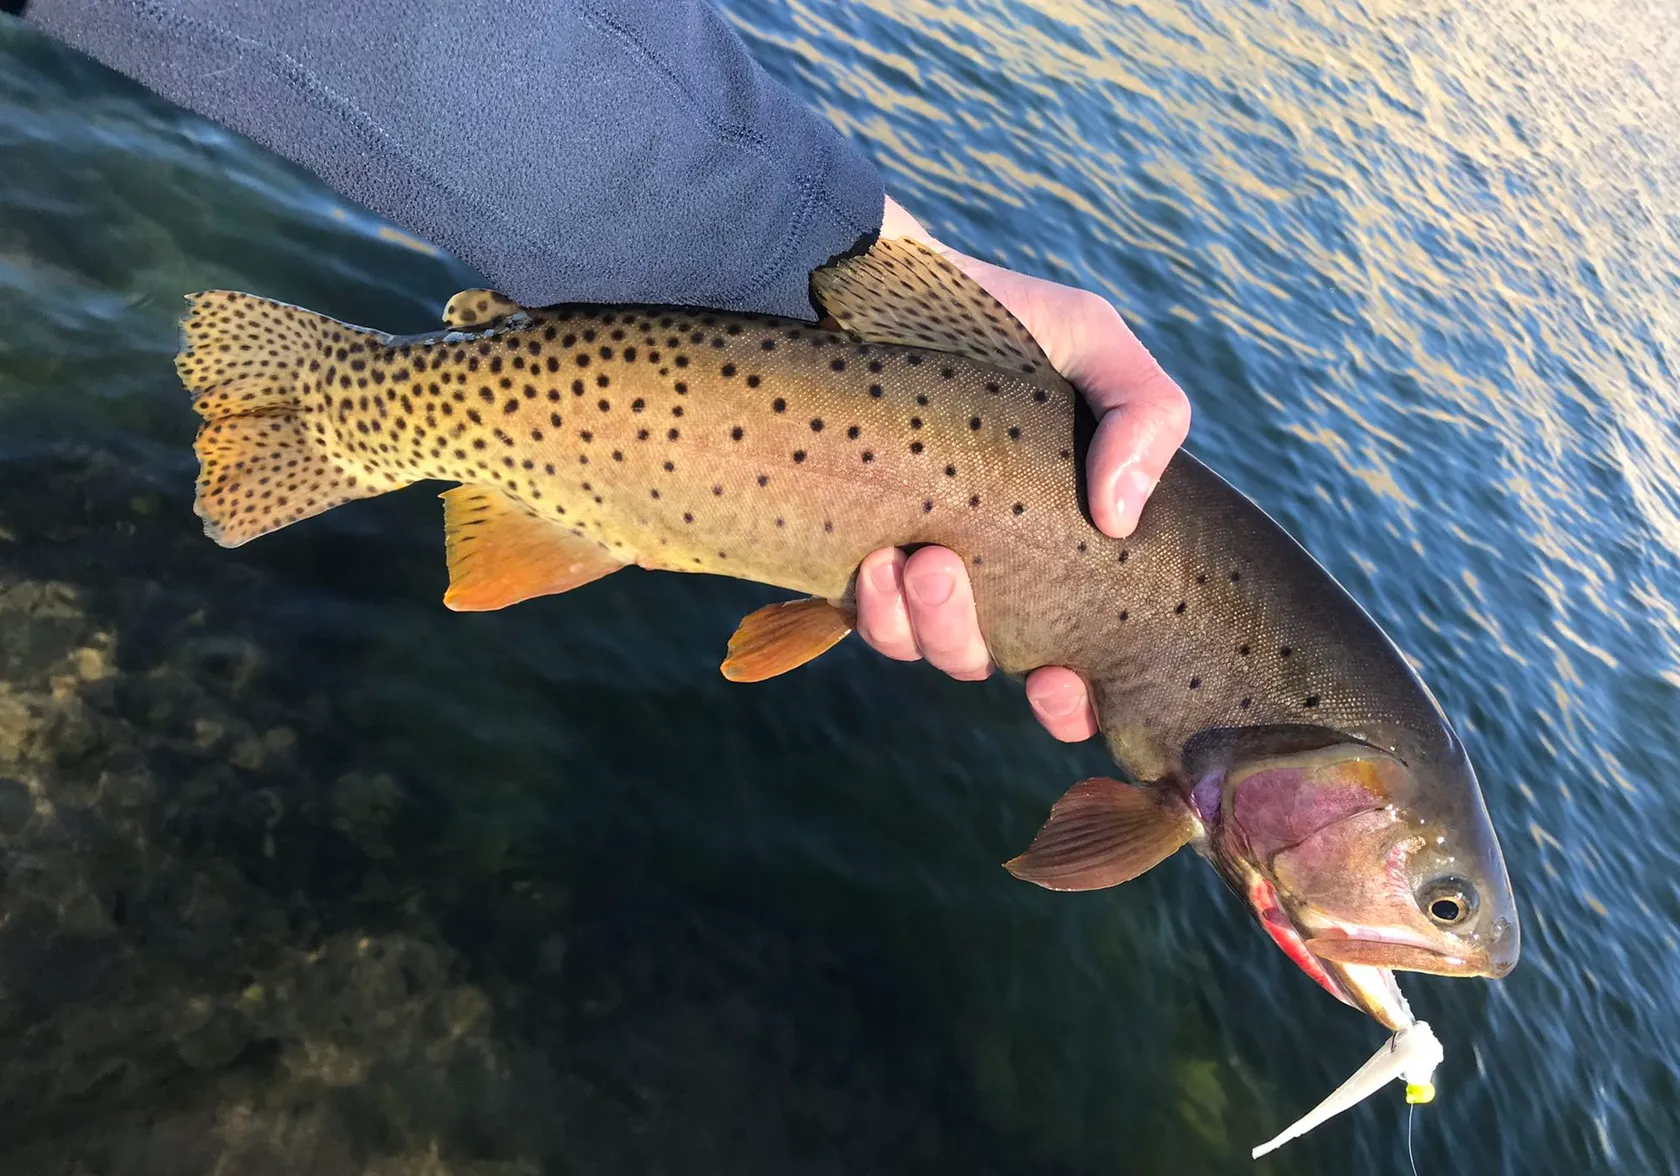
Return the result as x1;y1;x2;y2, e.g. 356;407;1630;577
906;571;954;606
1116;468;1158;533
868;558;900;595
1029;680;1082;718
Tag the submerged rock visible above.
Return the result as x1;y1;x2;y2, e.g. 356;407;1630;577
0;451;999;1174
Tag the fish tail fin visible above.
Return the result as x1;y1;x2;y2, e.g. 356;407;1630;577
177;291;407;548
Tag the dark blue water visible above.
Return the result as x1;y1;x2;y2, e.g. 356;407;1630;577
1;1;1677;1172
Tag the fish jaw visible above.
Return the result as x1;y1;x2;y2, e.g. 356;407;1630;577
1243;872;1414;1030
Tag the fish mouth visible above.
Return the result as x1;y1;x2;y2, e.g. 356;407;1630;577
1245;876;1416;1029
1317;960;1412;1031
1304;929;1495;978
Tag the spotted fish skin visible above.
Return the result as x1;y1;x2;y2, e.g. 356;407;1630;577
178;283;1453;789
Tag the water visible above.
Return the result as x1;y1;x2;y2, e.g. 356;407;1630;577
1;1;1676;1171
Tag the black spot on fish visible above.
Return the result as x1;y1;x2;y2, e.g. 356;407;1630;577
1033;390;1048;403
1120;609;1129;622
1240;697;1252;709
731;426;744;441
722;363;736;378
861;451;874;463
762;339;776;351
941;367;955;379
907;354;923;366
1279;646;1293;658
910;441;923;454
1239;644;1251;656
668;428;680;440
1119;550;1129;563
945;465;957;477
676;355;689;367
1175;601;1187;614
868;360;883;373
675;381;688;394
1008;426;1021;440
910;418;923;430
747;375;760;387
1012;503;1024;515
810;419;824;432
916;394;929;406
970;417;982;430
758;474;769;486
773;398;786;413
923;500;933;513
1189;677;1201;690
793;450;807;463
847;425;860;440
1305;694;1321;707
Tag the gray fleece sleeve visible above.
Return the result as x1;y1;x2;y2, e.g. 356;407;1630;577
23;0;885;319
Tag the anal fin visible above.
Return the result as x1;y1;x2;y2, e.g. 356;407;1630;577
442;485;625;611
1004;777;1197;891
442;289;527;329
721;598;854;682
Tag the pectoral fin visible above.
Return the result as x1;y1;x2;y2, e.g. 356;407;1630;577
721;597;854;682
1005;777;1197;891
441;485;625;611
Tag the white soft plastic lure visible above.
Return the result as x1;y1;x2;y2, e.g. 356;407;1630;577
1252;1019;1444;1159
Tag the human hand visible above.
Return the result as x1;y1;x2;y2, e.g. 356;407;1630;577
854;196;1191;742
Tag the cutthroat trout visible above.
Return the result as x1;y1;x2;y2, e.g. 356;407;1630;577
175;239;1518;1026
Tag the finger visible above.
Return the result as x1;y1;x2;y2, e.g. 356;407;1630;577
901;546;993;681
931;250;1190;541
855;548;920;662
1024;666;1100;742
1049;296;1191;539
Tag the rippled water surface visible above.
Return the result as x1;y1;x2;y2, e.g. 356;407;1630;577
1;1;1677;1172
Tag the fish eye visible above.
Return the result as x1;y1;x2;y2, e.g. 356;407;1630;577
1419;877;1477;927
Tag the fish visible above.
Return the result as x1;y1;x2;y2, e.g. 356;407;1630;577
174;238;1519;1026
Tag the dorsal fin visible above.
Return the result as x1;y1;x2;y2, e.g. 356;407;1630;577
441;289;526;330
810;238;1051;376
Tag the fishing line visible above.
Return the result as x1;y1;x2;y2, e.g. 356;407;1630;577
1406;1101;1419;1176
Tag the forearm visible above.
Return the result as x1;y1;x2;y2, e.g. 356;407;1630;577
21;0;883;317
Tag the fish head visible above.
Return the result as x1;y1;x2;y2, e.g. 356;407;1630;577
1195;730;1519;1028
